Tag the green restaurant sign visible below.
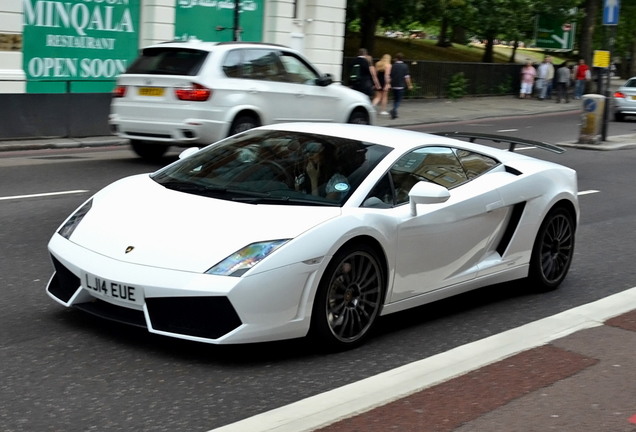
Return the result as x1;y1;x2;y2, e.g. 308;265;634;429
175;0;264;43
22;0;140;93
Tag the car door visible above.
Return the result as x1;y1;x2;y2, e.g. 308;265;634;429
241;49;300;124
278;51;338;122
386;147;509;302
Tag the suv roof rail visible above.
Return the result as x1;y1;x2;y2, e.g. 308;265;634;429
433;131;565;154
215;41;289;48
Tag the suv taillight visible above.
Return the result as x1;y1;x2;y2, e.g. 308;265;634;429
614;91;626;99
113;86;127;98
175;83;211;101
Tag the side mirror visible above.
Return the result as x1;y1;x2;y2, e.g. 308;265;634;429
316;74;333;87
178;147;200;159
408;181;450;216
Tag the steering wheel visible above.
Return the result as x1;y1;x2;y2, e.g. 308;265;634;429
232;160;294;189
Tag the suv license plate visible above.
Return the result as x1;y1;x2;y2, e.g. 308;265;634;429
82;272;141;304
138;87;164;97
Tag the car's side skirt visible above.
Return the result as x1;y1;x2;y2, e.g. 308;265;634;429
380;265;529;316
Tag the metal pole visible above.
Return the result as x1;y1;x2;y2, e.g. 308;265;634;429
602;26;616;141
233;1;240;41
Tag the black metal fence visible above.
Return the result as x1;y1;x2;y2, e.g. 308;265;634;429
343;57;523;98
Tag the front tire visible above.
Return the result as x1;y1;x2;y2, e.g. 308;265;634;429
347;110;370;125
229;114;259;136
130;140;169;160
528;207;575;292
310;243;384;349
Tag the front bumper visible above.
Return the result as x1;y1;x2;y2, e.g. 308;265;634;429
47;234;320;344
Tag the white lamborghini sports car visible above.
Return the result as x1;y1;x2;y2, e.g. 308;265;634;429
46;124;579;349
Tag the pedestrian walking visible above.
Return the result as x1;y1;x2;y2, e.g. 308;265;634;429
519;60;536;99
389;53;412;120
537;56;554;100
555;62;570;103
573;58;590;100
372;54;392;115
348;48;379;99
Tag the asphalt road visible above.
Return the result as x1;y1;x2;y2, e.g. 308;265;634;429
2;113;636;431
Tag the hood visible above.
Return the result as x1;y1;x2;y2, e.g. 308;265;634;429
70;175;341;273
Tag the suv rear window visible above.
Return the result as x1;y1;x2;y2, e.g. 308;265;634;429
126;48;209;76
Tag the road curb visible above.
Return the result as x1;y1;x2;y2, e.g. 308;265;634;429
209;287;636;432
0;137;128;152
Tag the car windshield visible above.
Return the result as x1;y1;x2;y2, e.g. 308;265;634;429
151;130;392;206
125;48;209;76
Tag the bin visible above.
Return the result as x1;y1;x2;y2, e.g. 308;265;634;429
578;94;606;144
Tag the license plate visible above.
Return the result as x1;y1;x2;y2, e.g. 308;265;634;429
82;272;142;304
632;96;636;100
138;87;164;97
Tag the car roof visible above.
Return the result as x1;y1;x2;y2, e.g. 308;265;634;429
145;40;293;52
257;123;522;160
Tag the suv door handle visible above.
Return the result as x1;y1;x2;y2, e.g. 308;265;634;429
296;93;306;98
248;88;258;94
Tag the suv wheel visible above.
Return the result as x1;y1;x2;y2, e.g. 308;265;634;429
130;140;169;160
229;114;259;136
348;110;370;125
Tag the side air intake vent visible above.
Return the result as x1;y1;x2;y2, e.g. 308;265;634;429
496;202;526;256
48;256;81;303
505;165;522;176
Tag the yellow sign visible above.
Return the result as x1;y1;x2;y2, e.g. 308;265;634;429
593;50;610;68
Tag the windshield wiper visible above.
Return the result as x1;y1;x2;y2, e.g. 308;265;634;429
161;181;274;197
232;196;340;206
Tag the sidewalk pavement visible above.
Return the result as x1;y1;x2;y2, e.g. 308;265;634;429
1;78;635;153
214;289;636;432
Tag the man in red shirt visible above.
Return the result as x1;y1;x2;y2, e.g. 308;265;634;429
574;59;589;100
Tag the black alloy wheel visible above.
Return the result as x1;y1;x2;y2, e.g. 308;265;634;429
229;114;259;136
528;207;575;292
311;243;384;349
347;110;370;125
130;140;169;160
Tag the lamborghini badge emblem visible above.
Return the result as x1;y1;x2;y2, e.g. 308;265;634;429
125;246;134;254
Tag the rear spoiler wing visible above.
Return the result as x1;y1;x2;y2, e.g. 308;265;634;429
433;132;565;154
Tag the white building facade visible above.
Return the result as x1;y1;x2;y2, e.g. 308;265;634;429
2;0;347;93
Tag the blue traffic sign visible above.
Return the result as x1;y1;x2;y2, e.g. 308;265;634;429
603;0;620;25
584;99;597;113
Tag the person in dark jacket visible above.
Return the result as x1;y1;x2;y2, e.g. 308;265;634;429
349;48;379;99
389;53;413;119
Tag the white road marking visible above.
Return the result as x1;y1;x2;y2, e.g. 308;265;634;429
496;129;519;132
210;287;636;432
515;146;535;151
0;190;88;201
578;190;600;196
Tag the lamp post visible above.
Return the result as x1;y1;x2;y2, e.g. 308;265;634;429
233;1;241;41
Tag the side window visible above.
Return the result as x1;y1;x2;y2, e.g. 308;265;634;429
279;53;320;84
454;149;498;179
243;49;286;82
390;147;468;205
363;173;394;208
222;50;242;78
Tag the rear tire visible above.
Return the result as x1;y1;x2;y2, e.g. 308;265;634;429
614;112;625;122
130;140;169;160
528;207;575;292
310;243;384;350
347;110;370;125
229;114;259;136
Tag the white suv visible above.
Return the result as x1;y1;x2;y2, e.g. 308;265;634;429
110;40;376;159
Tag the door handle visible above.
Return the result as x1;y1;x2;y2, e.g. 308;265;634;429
296;93;306;98
248;88;258;94
486;200;504;212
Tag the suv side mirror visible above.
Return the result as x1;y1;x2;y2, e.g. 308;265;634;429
316;74;333;87
409;181;450;216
